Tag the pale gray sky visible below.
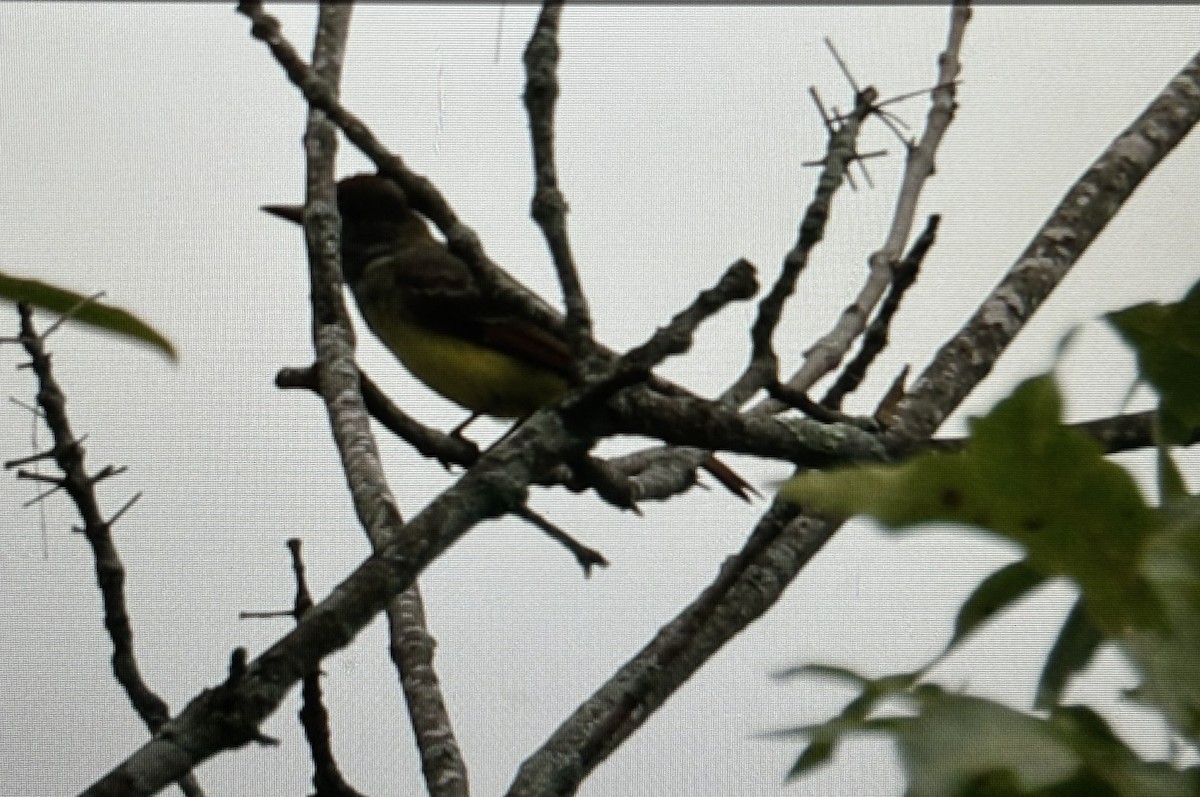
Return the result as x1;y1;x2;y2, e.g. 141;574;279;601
1;5;1198;795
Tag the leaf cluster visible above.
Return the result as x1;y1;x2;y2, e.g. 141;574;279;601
778;279;1200;796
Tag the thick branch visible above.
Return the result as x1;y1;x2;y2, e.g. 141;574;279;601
885;45;1200;451
301;7;472;797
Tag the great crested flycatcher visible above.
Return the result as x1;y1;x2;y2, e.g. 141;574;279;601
264;173;751;499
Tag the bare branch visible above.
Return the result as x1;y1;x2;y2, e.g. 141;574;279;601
522;0;594;363
516;505;609;576
277;364;481;467
279;539;372;797
769;2;969;404
302;7;474;797
885;43;1200;451
106;491;142;527
12;304;205;797
723;89;877;408
822;213;940;410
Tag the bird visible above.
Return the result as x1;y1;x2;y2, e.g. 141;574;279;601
263;173;753;500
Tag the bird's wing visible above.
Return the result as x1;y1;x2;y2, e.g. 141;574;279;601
358;246;574;377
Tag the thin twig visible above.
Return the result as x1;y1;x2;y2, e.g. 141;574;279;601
106;491;142;527
764;5;967;408
516;504;609;576
40;290;106;338
285;539;369;797
616;259;759;383
723;88;878;409
13;304;205;797
277;364;481;467
822;213;940;410
522;0;595;365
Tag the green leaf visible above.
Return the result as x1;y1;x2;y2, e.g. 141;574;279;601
899;690;1080;797
774;663;872;685
1108;279;1200;444
1034;599;1104;710
0;270;177;361
786;737;835;780
771;666;921;782
1048;705;1200;797
949;561;1048;654
896;691;1198;797
781;376;1160;633
1158;445;1188;507
1128;502;1200;739
779;671;1200;794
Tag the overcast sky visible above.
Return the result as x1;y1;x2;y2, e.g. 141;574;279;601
1;5;1198;796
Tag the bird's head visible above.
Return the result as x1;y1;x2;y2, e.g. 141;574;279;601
261;173;412;224
262;173;427;283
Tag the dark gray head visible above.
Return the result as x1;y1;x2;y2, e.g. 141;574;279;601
262;173;429;283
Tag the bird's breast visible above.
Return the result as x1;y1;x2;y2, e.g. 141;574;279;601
357;300;567;419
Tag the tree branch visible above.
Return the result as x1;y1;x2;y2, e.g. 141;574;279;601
766;1;969;407
299;7;473;797
283;539;370;797
724;86;878;408
885;43;1200;451
507;9;973;794
822;213;939;410
10;304;205;797
522;0;594;365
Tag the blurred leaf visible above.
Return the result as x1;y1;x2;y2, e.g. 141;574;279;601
0;270;177;361
1035;599;1103;710
778;672;1200;795
899;688;1080;797
949;561;1048;653
786;737;835;780
897;690;1197;797
772;666;921;782
1159;445;1188;507
780;284;1200;786
1129;500;1200;739
1108;279;1200;444
781;376;1160;633
1047;705;1200;797
773;662;873;684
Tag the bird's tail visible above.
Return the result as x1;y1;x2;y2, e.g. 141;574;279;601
702;454;758;502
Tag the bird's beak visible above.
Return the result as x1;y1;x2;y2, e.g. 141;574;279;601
261;203;305;225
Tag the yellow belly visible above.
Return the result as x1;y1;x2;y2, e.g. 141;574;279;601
362;310;567;419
